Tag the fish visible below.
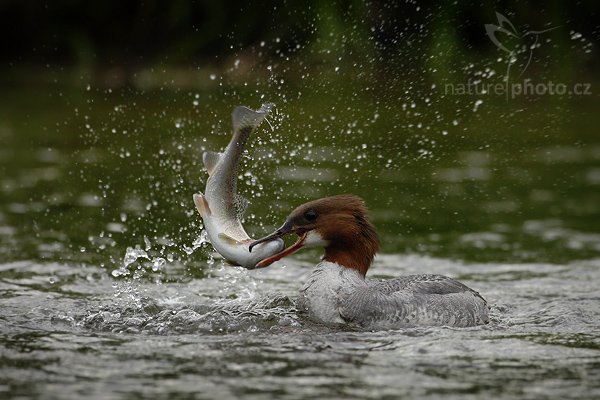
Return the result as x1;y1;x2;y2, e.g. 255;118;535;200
193;104;284;268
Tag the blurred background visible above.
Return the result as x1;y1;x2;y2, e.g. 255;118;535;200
1;0;599;87
0;0;599;268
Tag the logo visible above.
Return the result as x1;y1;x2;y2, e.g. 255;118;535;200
442;13;591;100
485;12;558;81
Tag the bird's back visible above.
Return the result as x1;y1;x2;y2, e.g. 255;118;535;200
340;274;490;329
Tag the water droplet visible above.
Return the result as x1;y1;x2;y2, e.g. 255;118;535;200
112;268;128;278
123;246;149;267
151;257;165;272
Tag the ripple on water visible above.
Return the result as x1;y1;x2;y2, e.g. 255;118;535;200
78;293;300;335
1;257;599;399
77;193;104;207
524;219;600;251
272;166;338;182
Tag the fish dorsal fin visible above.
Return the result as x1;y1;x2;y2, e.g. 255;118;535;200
202;151;222;176
232;103;274;133
193;193;211;216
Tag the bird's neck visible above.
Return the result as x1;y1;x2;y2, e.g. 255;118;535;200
323;239;376;277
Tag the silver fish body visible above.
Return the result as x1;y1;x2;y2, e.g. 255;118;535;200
193;104;283;268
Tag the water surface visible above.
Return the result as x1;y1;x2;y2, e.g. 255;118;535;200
1;84;599;399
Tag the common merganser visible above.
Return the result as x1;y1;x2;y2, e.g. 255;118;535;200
249;194;490;329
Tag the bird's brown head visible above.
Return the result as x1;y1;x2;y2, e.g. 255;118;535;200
249;194;379;276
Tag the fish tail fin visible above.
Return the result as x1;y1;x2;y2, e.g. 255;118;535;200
232;103;274;134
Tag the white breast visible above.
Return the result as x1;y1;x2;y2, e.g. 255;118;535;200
297;261;365;325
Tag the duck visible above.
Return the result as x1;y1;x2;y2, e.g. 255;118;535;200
248;194;489;329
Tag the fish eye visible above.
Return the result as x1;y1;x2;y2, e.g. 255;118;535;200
304;210;318;222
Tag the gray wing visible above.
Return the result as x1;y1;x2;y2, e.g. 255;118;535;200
374;274;487;300
339;274;489;328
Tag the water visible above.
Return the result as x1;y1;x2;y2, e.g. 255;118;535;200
1;81;599;399
2;258;599;398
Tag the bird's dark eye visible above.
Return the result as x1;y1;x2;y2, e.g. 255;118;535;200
304;210;318;222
